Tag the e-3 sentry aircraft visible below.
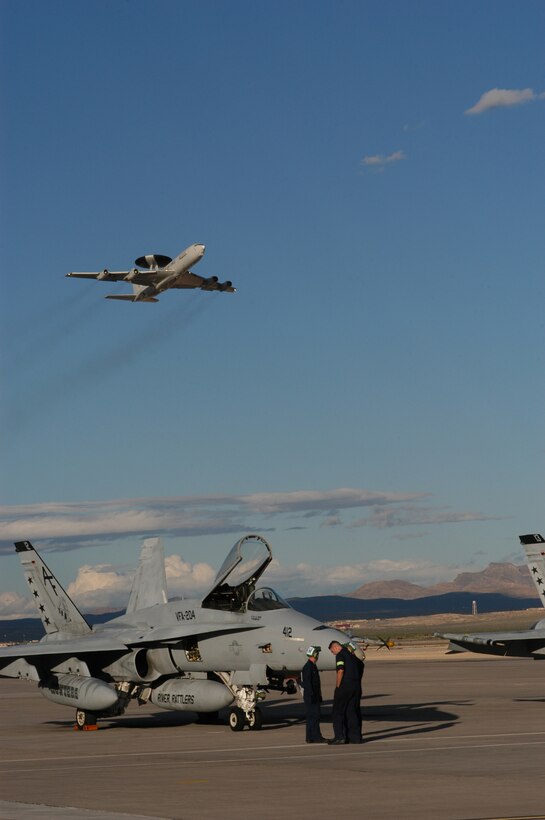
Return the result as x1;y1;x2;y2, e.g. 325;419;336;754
66;243;235;302
0;535;349;731
437;534;545;660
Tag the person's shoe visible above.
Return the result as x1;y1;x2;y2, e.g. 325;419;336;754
327;738;345;745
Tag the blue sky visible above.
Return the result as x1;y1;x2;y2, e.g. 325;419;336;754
1;1;544;615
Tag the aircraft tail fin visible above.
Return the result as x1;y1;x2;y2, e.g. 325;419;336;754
105;294;137;301
14;541;91;636
520;533;545;607
105;286;158;303
126;537;168;614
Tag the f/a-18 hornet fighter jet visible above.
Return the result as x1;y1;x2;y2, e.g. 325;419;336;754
66;243;235;302
437;534;545;660
0;535;350;731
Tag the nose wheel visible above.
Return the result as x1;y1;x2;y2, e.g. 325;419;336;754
247;706;263;730
228;705;263;731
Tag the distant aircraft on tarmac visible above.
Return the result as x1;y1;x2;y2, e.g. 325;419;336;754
66;243;235;302
437;534;545;660
0;535;349;731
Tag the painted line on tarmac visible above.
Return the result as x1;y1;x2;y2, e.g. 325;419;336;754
3;729;545;766
2;739;545;774
373;729;545;743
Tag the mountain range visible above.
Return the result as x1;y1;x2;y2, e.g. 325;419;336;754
0;562;540;643
348;562;535;600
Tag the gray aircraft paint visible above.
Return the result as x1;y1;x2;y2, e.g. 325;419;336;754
0;534;349;730
66;243;235;302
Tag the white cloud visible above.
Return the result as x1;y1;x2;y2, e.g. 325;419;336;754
62;555;217;613
67;563;133;611
349;505;504;529
0;590;35;620
238;487;424;514
361;150;406;170
0;552;492;616
0;487;432;553
260;556;473;597
164;555;215;597
465;87;545;115
321;515;341;528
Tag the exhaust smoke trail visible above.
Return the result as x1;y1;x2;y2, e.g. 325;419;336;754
4;293;216;435
3;285;101;372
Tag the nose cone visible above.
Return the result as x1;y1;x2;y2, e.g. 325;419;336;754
195;243;206;256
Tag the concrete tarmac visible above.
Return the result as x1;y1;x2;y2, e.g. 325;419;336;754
0;655;544;820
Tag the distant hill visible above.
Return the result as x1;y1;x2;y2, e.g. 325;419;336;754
349;562;535;600
289;591;540;622
0;611;122;644
0;565;541;643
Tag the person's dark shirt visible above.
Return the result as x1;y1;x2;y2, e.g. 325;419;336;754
302;660;322;704
337;647;361;686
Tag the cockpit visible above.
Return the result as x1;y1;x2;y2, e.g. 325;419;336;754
202;534;278;612
246;587;290;612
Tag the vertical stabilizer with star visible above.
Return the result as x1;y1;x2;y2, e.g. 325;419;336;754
15;541;91;636
520;533;545;608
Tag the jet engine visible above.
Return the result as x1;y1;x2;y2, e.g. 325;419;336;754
97;269;109;280
218;280;233;291
124;269;139;282
102;649;161;683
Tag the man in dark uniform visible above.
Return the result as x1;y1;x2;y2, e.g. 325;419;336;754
345;641;365;739
301;645;326;743
328;640;362;744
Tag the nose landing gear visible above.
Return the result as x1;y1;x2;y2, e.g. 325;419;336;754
228;704;263;731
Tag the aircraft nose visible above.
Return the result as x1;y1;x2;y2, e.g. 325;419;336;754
196;243;206;255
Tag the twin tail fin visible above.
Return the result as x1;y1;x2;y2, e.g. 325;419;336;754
14;541;91;636
520;533;545;607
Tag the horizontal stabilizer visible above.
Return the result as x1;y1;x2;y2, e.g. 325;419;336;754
105;295;158;303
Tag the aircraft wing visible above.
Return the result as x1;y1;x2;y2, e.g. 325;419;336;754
170;271;236;292
0;634;130;674
437;629;545;658
66;271;157;285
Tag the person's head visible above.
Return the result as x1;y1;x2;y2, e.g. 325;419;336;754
328;640;343;655
306;645;320;662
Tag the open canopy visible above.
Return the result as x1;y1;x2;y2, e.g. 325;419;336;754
202;534;272;611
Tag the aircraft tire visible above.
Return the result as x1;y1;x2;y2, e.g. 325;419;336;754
247;706;263;730
75;709;97;730
228;707;245;732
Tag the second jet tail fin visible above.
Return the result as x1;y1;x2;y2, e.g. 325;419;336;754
126;537;168;614
520;533;545;607
15;541;91;636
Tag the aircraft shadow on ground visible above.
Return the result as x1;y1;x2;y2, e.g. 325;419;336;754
44;698;465;737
